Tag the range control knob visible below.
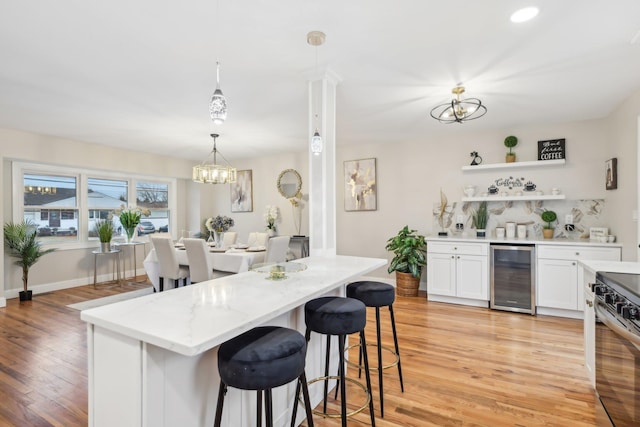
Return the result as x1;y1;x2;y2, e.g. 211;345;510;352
605;293;615;304
615;301;627;314
622;305;632;319
630;307;639;320
595;285;607;296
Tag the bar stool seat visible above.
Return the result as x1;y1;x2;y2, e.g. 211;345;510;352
293;296;376;427
214;326;314;427
347;281;404;418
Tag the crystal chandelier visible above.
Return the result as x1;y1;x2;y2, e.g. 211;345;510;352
192;134;237;184
209;61;227;124
430;86;487;124
307;31;325;155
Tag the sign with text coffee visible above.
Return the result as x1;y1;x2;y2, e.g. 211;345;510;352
537;138;566;161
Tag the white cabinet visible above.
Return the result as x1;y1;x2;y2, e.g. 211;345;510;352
427;242;489;307
536;245;620;315
583;269;596;387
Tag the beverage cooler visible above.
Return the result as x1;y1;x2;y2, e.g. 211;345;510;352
490;244;536;314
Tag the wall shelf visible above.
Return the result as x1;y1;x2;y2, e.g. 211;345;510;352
461;159;565;171
462;194;566;202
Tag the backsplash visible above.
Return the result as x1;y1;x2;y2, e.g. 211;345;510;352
433;198;608;240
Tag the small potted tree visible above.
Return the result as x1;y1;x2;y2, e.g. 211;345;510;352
540;210;557;239
385;226;427;297
3;220;56;301
473;201;489;237
504;135;518;163
95;218;114;252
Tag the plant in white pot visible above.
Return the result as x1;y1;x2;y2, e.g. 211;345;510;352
472;201;489;237
3;220;56;301
385;226;427;297
94;218;114;252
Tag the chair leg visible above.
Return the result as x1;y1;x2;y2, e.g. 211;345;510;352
337;334;347;427
360;331;376;427
265;389;273;427
257;389;263;427
159;277;164;292
213;382;227;427
323;334;331;414
299;371;314;427
389;304;404;392
376;306;384;417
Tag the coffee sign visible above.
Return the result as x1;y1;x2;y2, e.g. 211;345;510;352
538;138;566;161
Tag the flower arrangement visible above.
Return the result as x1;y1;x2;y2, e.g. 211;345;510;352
264;205;279;231
114;205;150;229
206;215;235;232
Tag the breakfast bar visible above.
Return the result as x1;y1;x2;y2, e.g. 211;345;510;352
81;255;386;427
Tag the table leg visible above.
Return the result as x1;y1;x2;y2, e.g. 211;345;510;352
93;253;98;288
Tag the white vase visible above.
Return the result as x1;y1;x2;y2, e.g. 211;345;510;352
267;229;276;237
214;230;224;247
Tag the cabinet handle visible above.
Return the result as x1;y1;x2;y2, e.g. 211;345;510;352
586;300;593;307
575;252;580;256
454;247;457;250
457;256;460;259
451;255;454;259
572;262;576;266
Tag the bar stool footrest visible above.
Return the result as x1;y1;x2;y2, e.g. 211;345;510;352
345;343;400;371
306;375;371;418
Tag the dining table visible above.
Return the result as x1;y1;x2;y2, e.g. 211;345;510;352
143;244;266;291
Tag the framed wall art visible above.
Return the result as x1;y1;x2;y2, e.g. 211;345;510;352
231;170;253;212
605;158;617;190
344;158;377;211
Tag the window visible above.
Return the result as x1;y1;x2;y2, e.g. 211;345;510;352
88;178;128;238
136;181;170;233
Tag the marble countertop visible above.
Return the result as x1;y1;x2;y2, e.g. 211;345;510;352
427;235;622;247
80;255;386;357
579;260;640;274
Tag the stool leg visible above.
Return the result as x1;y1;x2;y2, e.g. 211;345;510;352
257;389;263;427
337;334;347;427
291;329;312;426
213;382;227;427
299;371;314;427
323;334;331;414
265;389;273;427
389;304;404;392
360;331;376;427
375;306;384;417
159;277;164;292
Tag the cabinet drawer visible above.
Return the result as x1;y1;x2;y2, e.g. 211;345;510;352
428;241;488;256
537;245;620;261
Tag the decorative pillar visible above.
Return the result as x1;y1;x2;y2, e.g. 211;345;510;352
308;71;339;256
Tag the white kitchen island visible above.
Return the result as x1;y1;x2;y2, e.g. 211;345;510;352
81;255;386;427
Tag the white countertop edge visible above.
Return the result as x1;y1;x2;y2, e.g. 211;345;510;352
579;260;640;275
81;255;387;356
426;235;622;247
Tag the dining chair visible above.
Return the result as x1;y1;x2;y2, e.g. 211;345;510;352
264;236;290;263
183;238;214;283
151;236;190;291
255;232;269;247
222;231;237;247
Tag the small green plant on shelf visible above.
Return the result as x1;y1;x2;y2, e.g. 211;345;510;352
504;135;518;162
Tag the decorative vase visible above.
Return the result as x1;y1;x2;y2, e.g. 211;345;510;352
214;230;224;247
395;271;419;297
100;242;111;252
124;227;136;243
542;228;554;239
506;153;516;163
267;228;276;237
19;290;33;301
476;229;486;238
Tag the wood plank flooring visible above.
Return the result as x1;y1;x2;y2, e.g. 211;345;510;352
0;284;600;426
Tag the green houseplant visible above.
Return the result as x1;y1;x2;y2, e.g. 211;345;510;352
504;135;518;163
385;226;427;297
540;210;557;239
472;201;489;237
94;218;114;252
3;220;56;301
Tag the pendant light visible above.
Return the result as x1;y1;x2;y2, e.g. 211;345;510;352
209;0;227;124
307;31;325;155
430;86;487;124
192;134;237;184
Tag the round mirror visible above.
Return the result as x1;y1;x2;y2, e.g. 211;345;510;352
277;169;302;199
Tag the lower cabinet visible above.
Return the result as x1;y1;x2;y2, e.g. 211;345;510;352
427;242;489;306
583;269;596;387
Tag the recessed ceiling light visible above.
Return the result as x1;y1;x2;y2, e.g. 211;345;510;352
510;7;539;23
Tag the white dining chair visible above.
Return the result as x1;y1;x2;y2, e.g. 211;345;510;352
222;232;237;247
183;238;214;283
151;236;190;292
264;236;290;263
255;232;269;247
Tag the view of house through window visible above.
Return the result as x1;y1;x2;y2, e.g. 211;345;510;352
136;181;170;234
88;178;128;238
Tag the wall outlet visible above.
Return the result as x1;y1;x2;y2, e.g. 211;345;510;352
565;214;573;225
456;214;465;224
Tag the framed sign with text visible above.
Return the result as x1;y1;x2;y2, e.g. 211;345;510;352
537;138;566;161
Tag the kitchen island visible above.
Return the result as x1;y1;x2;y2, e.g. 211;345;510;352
81;255;386;427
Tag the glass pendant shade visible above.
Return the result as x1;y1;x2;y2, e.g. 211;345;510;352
192;134;237;184
209;61;227;124
311;130;323;156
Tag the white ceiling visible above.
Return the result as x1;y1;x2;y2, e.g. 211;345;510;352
1;1;640;161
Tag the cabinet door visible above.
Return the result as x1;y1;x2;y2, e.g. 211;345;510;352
427;252;456;296
456;254;488;300
537;258;578;310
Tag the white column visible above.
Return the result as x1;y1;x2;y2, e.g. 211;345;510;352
308;71;339;256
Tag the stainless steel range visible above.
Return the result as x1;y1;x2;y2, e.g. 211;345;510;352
593;271;640;426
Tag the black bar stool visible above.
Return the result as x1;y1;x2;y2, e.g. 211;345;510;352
346;281;404;418
214;326;314;427
292;296;376;427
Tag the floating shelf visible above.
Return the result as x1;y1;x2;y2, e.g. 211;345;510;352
461;159;565;171
461;194;566;202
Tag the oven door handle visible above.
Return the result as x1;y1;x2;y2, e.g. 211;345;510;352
595;300;640;348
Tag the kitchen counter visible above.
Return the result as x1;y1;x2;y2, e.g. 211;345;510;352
427;235;622;247
579;260;640;274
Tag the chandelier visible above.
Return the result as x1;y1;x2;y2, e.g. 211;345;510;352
430;86;487;124
192;134;237;184
307;30;325;155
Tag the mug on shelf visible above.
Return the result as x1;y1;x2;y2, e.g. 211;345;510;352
517;225;527;239
506;222;516;238
495;227;505;238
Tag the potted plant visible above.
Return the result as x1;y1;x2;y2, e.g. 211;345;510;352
3;220;56;301
95;218;114;252
504;135;518;163
385;226;427;297
473;201;489;237
540;210;557;239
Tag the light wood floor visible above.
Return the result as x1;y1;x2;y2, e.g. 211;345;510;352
0;284;601;426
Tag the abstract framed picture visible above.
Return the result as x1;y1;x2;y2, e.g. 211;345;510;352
605;158;617;190
344;158;377;211
231;170;253;212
